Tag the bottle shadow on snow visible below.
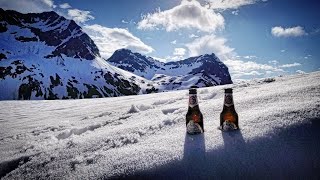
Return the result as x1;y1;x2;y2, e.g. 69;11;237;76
182;132;206;176
123;118;320;179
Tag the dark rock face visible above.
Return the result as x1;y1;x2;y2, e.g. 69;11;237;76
189;54;232;85
0;8;100;60
108;49;162;73
108;49;233;88
0;9;233;100
0;60;141;100
0;9;142;100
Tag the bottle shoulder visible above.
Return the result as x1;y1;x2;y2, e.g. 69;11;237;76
187;107;203;114
188;105;201;110
221;106;238;113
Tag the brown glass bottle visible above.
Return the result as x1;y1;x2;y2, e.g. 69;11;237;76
186;86;204;134
220;88;239;130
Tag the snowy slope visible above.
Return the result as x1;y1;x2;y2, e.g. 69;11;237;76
0;9;232;100
0;9;154;100
108;49;232;92
0;72;319;179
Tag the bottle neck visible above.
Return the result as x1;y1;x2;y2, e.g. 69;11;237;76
188;93;199;108
223;93;234;107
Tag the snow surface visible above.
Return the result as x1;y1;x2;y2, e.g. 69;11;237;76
0;72;319;179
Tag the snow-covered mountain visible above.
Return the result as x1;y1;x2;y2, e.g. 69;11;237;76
0;72;319;179
108;48;232;91
0;9;151;100
0;9;232;100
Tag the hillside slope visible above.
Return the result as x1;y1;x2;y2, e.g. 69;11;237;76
0;72;319;179
0;9;234;100
0;9;151;100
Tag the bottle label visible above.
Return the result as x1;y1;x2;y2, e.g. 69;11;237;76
187;120;203;134
189;94;198;108
224;93;234;107
220;120;238;131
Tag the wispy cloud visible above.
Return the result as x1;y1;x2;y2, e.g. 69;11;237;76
304;54;312;59
67;9;94;24
296;70;306;74
279;62;301;68
137;0;224;33
189;34;199;38
268;60;279;65
231;10;239;15
173;48;186;56
243;55;257;59
171;40;177;45
83;24;154;59
161;48;187;62
0;0;54;13
225;59;281;73
184;34;283;79
271;26;307;37
225;59;284;79
207;0;262;10
59;3;71;9
186;35;234;58
121;20;129;24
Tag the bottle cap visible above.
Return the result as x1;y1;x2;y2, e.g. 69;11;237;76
224;88;233;93
189;86;198;94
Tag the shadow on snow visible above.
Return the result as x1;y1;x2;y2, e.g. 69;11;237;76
123;118;320;179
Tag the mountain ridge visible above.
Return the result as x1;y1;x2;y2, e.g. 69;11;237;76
107;48;232;90
0;8;146;100
0;9;232;100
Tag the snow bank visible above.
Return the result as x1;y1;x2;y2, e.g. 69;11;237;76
0;72;319;179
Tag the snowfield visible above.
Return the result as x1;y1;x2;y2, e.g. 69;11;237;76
0;72;319;179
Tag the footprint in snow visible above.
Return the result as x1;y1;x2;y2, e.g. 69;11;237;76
127;104;153;114
56;124;102;140
162;108;180;115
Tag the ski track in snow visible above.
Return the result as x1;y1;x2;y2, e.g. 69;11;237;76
0;72;320;179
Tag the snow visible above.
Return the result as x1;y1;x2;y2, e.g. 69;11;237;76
109;52;224;92
0;72;319;179
0;22;151;99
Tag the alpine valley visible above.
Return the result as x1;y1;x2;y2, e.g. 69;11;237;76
0;9;232;100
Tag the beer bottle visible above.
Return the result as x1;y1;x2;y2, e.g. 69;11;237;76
186;86;204;134
220;88;239;131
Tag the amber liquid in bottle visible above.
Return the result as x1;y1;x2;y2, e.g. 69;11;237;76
220;88;239;130
186;87;204;134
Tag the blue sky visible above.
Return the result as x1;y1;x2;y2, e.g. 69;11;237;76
1;0;319;80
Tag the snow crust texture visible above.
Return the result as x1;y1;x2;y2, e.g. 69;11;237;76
0;72;319;179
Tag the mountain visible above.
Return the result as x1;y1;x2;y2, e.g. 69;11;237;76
0;9;232;100
0;9;149;100
108;49;232;91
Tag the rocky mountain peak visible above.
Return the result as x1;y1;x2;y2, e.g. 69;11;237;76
0;8;100;60
0;9;142;100
0;9;233;100
108;49;232;89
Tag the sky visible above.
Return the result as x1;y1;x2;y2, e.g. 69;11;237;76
1;0;319;80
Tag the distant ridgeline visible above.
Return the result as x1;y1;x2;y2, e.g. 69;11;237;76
0;9;232;100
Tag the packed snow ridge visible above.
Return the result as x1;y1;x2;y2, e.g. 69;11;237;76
0;72;319;179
